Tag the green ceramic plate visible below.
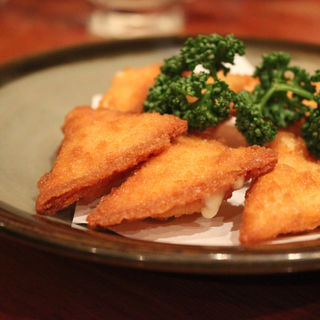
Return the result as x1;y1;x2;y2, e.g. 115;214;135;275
1;37;320;274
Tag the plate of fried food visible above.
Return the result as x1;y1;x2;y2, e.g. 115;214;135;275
1;35;320;274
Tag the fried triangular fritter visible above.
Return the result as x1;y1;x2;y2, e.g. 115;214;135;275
36;106;187;214
98;63;259;114
218;72;259;93
87;135;277;228
240;131;320;244
99;63;162;113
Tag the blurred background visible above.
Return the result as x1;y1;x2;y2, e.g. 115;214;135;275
1;0;320;63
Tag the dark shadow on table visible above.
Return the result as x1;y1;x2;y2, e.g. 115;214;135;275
1;237;320;319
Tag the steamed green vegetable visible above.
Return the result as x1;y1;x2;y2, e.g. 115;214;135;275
302;94;320;158
144;34;320;158
144;34;244;130
234;52;320;146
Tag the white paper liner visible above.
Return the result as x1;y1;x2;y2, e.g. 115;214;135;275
72;186;320;246
73;185;247;246
91;94;102;109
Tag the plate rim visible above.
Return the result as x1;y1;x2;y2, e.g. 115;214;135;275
2;36;320;275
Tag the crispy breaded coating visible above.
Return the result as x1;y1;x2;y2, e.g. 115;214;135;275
193;118;248;148
87;136;277;228
99;63;162;113
303;82;320;109
240;131;320;244
36;106;187;215
99;63;258;113
218;72;259;93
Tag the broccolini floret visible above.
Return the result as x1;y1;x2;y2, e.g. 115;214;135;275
144;35;320;159
302;94;320;158
234;90;277;146
144;34;245;130
234;52;319;146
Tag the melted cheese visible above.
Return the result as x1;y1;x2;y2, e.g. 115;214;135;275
201;190;225;219
201;176;245;219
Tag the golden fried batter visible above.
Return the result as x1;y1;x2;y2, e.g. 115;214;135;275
303;82;320;109
87;136;277;228
218;71;259;93
36;106;187;215
99;63;258;113
193;119;248;148
99;63;162;113
240;131;320;244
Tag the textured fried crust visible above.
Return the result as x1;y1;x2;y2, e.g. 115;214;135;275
99;63;162;113
217;72;259;93
98;62;258;113
240;131;320;244
87;136;277;228
36;106;187;214
303;82;320;109
193;119;248;148
78;168;134;205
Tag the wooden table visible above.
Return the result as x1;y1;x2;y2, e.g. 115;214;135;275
1;0;320;318
2;0;320;61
